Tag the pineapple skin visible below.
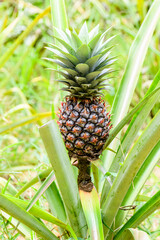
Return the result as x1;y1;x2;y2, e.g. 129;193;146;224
58;97;112;161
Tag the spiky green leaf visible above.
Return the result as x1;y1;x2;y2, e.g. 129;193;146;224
78;22;89;43
76;44;91;62
75;63;89;75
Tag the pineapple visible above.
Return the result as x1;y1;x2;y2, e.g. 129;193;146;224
46;23;114;191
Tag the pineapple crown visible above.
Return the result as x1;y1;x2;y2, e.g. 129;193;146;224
46;22;115;98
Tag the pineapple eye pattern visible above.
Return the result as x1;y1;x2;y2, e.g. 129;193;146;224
59;98;111;161
76;117;87;127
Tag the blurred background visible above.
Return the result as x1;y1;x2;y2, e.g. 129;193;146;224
0;0;160;239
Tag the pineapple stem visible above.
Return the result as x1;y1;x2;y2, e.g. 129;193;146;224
77;159;93;192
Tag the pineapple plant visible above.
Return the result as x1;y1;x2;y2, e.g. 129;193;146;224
46;23;114;191
1;1;160;239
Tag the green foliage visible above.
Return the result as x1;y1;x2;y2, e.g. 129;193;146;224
0;0;160;239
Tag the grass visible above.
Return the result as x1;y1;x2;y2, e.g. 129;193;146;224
0;0;160;239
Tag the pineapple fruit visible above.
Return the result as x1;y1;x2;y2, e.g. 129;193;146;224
46;23;114;191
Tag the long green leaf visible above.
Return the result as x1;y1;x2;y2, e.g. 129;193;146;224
0;194;58;240
111;0;160;125
103;86;160;149
49;0;68;99
80;188;104;240
21;168;67;229
0;7;50;69
50;0;68;31
109;70;160;171
15;167;53;197
102;0;160;177
0;16;21;50
0;177;17;195
1;211;32;238
118;229;151;240
101;72;160;205
3;194;77;239
39;120;87;238
102;109;160;238
114;191;160;240
0;112;51;134
115;140;160;228
44;181;68;237
91;163;99;192
89;0;107;18
25;172;55;212
45;181;67;223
